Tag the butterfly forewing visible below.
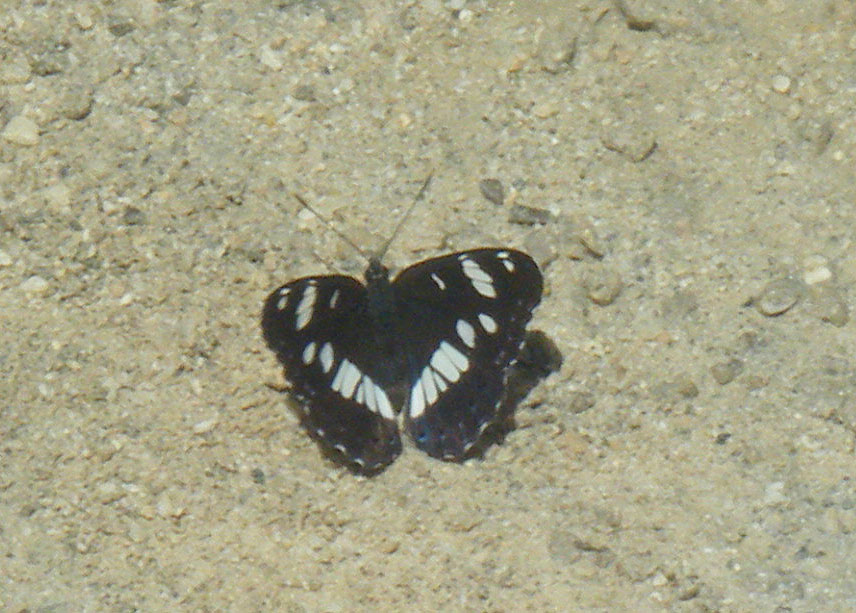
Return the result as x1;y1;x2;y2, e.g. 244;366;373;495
393;249;543;459
262;275;402;470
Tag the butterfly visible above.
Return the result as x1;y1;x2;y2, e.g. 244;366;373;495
261;183;543;472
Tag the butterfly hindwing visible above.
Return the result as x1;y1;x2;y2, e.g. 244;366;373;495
261;275;402;470
393;249;543;459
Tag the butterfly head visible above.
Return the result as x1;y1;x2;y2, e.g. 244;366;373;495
364;257;390;287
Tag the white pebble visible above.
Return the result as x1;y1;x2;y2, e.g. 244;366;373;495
2;115;39;146
804;266;832;285
75;11;94;30
0;249;12;267
764;481;787;505
756;278;802;316
771;74;791;94
42;183;71;210
21;275;49;294
259;45;283;71
193;418;218;434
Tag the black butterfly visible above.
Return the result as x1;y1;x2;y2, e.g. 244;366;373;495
261;192;543;472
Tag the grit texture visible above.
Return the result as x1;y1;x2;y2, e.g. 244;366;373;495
2;1;855;611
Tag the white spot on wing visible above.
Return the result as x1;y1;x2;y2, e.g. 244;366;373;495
329;289;340;309
331;359;361;399
410;340;472;419
498;252;515;272
302;341;317;365
431;273;446;290
363;376;376;412
440;341;469;371
409;379;425;418
319;342;334;373
421;367;439;406
374;386;394;420
342;362;362;399
294;283;317;330
478;313;497;334
460;257;496;298
430;347;460;383
456;319;476;348
431;369;448;393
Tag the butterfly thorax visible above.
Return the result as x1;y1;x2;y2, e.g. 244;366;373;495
364;258;396;326
362;257;409;397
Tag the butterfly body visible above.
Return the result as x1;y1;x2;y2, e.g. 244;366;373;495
262;248;542;472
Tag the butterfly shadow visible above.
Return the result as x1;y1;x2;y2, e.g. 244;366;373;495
461;329;563;461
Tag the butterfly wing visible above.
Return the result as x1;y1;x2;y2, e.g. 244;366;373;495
261;275;402;471
393;249;543;460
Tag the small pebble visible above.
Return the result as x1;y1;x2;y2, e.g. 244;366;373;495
75;11;94;30
96;481;125;504
156;493;185;519
804;266;832;285
583;266;622;306
764;481;787;505
522;230;557;268
575;219;605;258
108;18;136;37
743;374;768;390
0;52;31;84
811;286;849;327
397;112;413;129
711;359;743;385
60;85;94;120
673;374;699;398
755;278;803;316
533;102;559;119
478;178;505;206
509;204;551;225
259;45;283;71
568;390;596;414
42;183;71;210
21;275;50;295
2;115;40;146
540;36;577;74
547;529;582;565
122;206;146;225
29;43;69;76
293;84;316;101
193;418;218;435
600;125;657;162
563;239;587;261
715;432;731;445
0;249;13;267
771;74;792;94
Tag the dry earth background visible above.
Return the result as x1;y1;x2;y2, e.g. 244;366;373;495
2;1;856;611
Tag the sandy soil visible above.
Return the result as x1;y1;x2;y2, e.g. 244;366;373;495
2;1;855;611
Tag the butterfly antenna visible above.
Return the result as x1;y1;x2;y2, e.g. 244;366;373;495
292;193;370;260
375;171;433;261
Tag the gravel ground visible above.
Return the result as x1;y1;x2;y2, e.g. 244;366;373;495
2;1;855;611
